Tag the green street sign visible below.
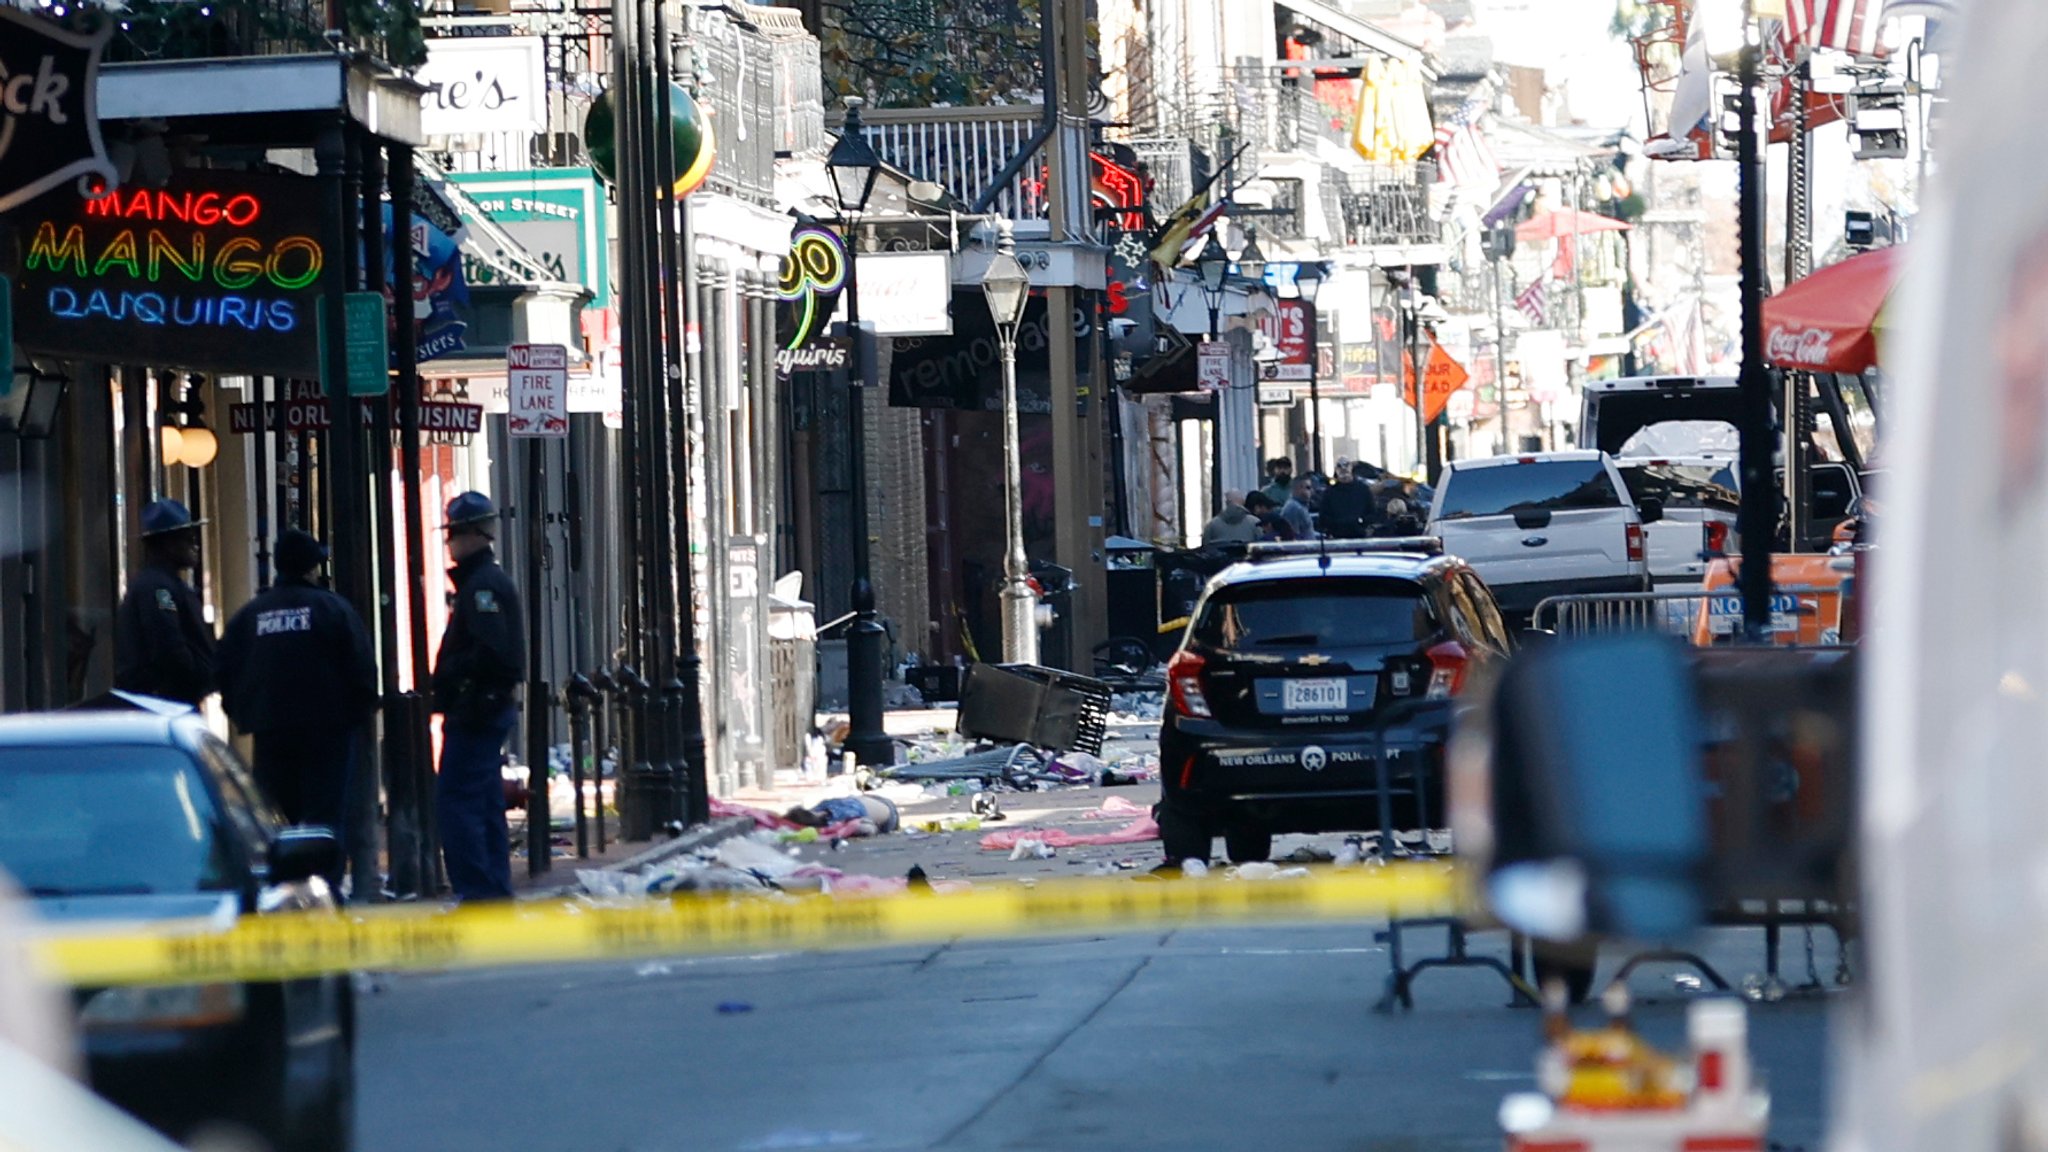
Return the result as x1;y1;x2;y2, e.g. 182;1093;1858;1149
319;292;391;397
446;167;611;306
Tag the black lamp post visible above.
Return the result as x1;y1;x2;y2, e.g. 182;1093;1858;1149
1196;233;1230;516
1294;261;1326;476
1704;0;1778;641
828;101;892;766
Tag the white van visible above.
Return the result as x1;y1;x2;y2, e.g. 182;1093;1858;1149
1425;451;1654;622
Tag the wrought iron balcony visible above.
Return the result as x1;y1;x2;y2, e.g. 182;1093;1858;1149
1338;162;1437;248
77;0;423;68
836;105;1048;221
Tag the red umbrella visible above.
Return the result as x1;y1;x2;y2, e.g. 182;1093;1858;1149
1761;246;1904;374
1514;208;1632;243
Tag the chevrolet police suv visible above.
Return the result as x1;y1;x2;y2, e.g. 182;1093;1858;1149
1155;540;1512;864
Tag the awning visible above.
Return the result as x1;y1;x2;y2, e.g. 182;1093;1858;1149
1762;246;1903;374
1272;0;1437;76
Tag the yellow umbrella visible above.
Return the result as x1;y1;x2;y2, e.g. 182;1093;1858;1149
1351;58;1433;165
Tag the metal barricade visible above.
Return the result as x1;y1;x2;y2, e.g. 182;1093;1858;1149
1532;585;1844;644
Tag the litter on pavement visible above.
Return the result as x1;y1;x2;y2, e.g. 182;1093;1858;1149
979;817;1160;852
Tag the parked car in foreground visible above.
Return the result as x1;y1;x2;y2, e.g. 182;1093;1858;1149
1425;451;1656;625
1156;540;1510;864
0;709;353;1151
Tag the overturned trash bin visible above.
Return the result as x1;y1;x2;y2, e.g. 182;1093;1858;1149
955;663;1113;756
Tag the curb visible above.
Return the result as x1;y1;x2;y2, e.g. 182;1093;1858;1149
515;816;757;900
613;815;758;873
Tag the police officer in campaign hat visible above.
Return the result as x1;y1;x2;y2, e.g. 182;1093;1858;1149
114;499;216;706
215;529;377;880
431;492;526;901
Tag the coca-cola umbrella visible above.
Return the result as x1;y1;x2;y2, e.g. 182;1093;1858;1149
1762;246;1906;374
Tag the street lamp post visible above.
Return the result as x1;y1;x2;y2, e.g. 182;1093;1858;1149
1295;262;1326;477
1705;0;1778;642
983;223;1037;666
1196;233;1230;515
828;101;893;765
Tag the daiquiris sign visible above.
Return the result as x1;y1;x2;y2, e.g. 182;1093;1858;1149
0;8;116;214
14;171;327;375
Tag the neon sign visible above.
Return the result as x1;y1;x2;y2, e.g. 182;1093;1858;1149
776;224;847;356
12;170;328;376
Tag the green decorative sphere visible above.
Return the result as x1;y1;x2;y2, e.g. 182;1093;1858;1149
584;84;717;194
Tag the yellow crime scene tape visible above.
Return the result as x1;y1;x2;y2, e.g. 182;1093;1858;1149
29;865;1465;987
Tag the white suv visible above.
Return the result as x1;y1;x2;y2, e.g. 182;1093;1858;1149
1425;451;1655;623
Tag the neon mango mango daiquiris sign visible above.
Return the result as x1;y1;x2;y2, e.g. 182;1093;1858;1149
13;170;329;376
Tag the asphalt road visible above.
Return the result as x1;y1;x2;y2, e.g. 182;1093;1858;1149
354;919;1836;1152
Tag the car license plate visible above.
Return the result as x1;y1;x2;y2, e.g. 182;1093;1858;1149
1706;593;1799;635
1283;678;1347;711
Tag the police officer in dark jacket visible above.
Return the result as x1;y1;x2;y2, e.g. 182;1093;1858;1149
114;500;216;706
215;530;377;867
431;492;526;901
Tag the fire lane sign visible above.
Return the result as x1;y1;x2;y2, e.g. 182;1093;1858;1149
507;342;568;437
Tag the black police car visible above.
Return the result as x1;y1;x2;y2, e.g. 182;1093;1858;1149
1156;539;1513;864
0;708;353;1151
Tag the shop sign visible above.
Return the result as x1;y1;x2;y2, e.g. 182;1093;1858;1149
829;251;950;337
446;167;610;306
0;9;116;215
1258;299;1314;382
888;291;1090;413
227;381;483;434
777;223;847;358
416;37;547;136
14;171;326;376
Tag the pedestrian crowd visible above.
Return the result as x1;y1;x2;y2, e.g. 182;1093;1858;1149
112;491;524;904
1201;456;1429;547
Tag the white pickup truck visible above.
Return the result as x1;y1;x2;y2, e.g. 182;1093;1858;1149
1424;451;1654;624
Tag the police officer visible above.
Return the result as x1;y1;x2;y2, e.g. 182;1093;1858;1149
214;530;377;858
431;492;525;901
114;499;216;706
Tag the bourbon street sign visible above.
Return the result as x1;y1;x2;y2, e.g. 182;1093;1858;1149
0;7;115;215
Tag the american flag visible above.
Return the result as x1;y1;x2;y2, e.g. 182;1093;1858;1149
1781;0;1886;57
1514;279;1547;327
1433;98;1501;193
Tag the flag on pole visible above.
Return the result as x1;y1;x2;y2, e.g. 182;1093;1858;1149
1432;98;1501;193
1783;0;1886;56
1147;145;1244;267
1514;279;1548;327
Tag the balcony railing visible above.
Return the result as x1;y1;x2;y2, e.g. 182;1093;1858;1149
87;0;422;67
838;105;1047;220
1338;163;1437;248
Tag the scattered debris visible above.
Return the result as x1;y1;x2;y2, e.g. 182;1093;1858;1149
979;817;1160;852
1110;691;1166;722
1008;839;1056;861
1081;795;1152;820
